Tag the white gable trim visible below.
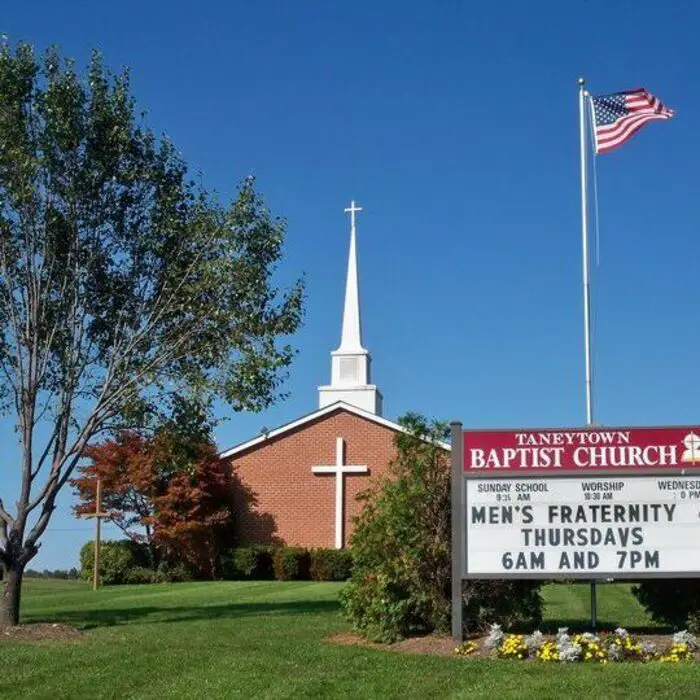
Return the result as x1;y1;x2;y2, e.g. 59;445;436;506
219;401;451;458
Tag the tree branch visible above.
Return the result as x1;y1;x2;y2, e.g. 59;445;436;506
31;419;61;480
0;497;14;527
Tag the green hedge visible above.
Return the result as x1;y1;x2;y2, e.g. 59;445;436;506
157;562;192;583
273;547;310;581
79;541;192;585
125;567;170;584
221;546;352;581
124;563;192;584
220;546;275;580
79;539;150;585
310;548;353;581
82;542;353;584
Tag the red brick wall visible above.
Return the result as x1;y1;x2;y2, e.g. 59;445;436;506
228;408;399;548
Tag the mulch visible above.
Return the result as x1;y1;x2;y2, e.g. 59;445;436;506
328;632;469;657
0;623;83;642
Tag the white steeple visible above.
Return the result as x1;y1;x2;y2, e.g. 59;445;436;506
318;201;383;415
338;201;366;353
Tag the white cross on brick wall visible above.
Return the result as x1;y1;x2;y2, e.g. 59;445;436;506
312;437;369;548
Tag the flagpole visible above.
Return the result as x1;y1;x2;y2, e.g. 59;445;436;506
579;78;594;427
578;76;597;629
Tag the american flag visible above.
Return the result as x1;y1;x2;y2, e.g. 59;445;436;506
591;88;674;154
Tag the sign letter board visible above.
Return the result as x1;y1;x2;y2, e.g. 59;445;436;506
461;426;700;579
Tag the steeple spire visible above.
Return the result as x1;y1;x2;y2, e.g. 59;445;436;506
338;201;365;353
318;201;383;415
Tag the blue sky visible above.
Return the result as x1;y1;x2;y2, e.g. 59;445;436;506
3;1;698;568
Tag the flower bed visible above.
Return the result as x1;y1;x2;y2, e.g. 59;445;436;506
454;624;697;663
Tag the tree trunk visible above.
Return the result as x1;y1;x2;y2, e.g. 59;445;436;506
0;564;24;627
147;537;158;571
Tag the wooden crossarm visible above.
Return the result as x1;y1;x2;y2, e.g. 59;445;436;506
84;511;110;519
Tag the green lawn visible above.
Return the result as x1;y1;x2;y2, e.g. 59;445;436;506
1;579;698;699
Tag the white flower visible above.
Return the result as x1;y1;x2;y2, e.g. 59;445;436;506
673;630;697;651
607;642;623;662
525;630;545;652
554;628;581;662
641;640;657;656
557;640;582;662
485;623;505;650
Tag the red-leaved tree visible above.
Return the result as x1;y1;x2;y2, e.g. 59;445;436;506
73;432;161;565
72;430;234;577
148;444;233;578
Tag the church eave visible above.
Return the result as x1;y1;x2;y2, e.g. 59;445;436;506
219;400;450;458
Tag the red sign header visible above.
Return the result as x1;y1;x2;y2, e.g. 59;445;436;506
464;426;700;473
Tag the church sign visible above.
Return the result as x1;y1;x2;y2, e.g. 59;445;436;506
464;426;699;473
450;424;700;639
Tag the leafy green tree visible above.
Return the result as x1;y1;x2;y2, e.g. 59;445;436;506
340;413;543;642
340;413;453;641
0;43;304;625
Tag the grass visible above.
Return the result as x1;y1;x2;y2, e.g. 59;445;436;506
541;581;666;631
1;579;698;699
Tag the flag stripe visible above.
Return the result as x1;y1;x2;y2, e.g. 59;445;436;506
597;115;671;152
597;115;669;153
597;112;670;143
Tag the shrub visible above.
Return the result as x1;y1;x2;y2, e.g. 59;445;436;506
341;573;421;641
340;414;543;643
340;415;453;642
236;547;267;578
79;539;150;585
462;580;543;634
125;567;169;584
157;561;192;583
219;550;243;579
687;610;700;634
273;547;310;581
310;548;353;581
220;546;275;580
632;580;700;628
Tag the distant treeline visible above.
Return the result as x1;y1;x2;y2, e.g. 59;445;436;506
24;568;80;580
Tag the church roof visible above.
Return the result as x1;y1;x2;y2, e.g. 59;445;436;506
219;400;451;458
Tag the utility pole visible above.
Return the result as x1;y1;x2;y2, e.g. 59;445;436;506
85;479;109;591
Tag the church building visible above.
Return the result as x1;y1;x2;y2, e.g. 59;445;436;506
222;202;446;549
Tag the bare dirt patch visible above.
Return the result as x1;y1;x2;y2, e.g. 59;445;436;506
328;632;477;657
0;623;83;642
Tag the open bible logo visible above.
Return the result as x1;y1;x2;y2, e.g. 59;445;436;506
681;432;700;464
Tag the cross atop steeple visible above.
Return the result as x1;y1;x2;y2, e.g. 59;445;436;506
344;200;363;231
318;200;383;416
